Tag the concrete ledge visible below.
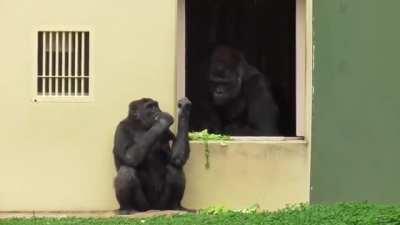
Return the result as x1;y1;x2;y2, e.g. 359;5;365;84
182;141;310;211
0;210;187;219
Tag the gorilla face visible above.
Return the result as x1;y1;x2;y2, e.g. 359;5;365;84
208;60;242;106
129;98;161;129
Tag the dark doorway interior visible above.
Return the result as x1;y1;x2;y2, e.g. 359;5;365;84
186;0;296;136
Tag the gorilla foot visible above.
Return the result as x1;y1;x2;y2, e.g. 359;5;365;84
117;208;139;215
173;205;197;213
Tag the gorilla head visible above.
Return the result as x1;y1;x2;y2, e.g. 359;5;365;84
128;98;161;129
190;45;280;136
208;46;245;106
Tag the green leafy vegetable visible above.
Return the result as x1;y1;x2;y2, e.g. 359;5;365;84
188;129;231;169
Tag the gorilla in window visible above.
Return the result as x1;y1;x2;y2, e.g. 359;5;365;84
113;97;191;214
190;46;280;136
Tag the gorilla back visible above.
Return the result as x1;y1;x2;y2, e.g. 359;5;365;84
113;98;191;213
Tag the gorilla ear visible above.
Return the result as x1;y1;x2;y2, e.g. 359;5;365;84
237;55;248;78
133;110;142;121
128;107;139;120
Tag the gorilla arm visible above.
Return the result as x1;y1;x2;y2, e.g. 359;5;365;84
114;114;173;168
244;74;280;136
223;73;280;136
169;98;192;168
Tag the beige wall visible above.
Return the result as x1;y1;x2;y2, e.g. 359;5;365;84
0;0;177;211
183;141;309;210
0;0;310;211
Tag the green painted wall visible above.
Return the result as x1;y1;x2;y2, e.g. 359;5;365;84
311;0;400;203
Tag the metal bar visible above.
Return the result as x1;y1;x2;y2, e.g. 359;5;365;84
74;32;78;95
80;32;84;95
61;32;65;95
48;32;52;95
69;32;72;95
41;32;46;95
84;32;89;95
55;32;58;95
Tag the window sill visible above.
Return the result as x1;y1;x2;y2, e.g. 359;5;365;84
189;136;307;145
32;96;94;103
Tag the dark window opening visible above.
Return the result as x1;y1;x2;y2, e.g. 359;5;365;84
186;0;296;136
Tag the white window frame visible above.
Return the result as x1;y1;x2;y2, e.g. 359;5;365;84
176;0;313;141
32;25;94;103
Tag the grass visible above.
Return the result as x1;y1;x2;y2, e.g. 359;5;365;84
2;203;400;225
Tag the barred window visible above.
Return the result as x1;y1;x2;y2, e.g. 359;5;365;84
36;31;90;98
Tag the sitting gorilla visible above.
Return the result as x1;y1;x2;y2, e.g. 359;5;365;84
113;97;191;214
190;46;280;136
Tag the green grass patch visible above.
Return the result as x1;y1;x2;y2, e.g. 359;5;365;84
2;203;400;225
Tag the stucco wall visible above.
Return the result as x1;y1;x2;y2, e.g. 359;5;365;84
0;0;177;211
0;0;310;211
183;141;309;211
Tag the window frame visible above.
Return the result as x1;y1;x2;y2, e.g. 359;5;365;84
32;25;94;103
176;0;313;141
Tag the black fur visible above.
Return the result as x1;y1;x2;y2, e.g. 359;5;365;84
113;98;191;213
190;46;280;136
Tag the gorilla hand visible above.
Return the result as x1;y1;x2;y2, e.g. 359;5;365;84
157;112;174;127
178;97;192;110
178;97;192;118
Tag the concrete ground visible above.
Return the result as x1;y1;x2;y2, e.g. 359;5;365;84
0;210;187;219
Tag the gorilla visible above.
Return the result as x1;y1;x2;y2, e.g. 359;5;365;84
190;46;280;136
113;97;191;214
